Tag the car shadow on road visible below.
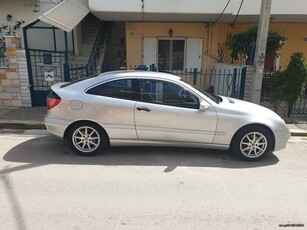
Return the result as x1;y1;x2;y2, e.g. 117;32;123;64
3;135;279;171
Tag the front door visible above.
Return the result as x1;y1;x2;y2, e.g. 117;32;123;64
135;79;217;143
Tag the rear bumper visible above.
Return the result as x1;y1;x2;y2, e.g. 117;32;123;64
44;115;70;138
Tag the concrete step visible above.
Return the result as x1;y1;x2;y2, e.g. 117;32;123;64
81;44;95;50
83;38;96;43
72;56;89;62
78;50;92;56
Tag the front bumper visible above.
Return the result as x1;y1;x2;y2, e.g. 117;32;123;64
274;127;291;151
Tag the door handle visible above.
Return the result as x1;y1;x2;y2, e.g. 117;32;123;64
136;106;151;112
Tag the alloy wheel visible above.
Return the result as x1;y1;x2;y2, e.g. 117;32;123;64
240;132;268;158
72;126;101;153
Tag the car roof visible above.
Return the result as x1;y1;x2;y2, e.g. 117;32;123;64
98;70;181;81
60;70;182;91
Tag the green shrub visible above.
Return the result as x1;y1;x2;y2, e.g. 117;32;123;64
227;26;286;60
270;52;307;106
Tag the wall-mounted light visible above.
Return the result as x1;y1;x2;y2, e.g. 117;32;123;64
168;28;173;37
6;14;12;21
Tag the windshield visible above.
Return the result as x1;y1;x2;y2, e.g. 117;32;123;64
190;84;222;104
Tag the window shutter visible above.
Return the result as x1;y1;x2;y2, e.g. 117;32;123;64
186;38;202;71
142;38;157;66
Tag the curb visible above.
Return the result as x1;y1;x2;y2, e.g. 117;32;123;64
290;132;307;137
0;121;46;130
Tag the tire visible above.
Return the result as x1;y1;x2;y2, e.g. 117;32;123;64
67;122;109;156
231;125;272;161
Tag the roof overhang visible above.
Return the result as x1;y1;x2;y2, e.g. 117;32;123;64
91;11;307;23
39;0;89;32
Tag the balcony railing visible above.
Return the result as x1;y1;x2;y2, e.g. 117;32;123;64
66;22;107;81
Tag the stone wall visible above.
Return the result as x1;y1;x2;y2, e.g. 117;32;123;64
0;37;31;107
17;49;31;107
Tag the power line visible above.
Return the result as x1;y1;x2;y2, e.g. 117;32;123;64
211;0;231;26
230;0;245;26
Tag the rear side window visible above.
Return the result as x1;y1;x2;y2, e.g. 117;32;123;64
87;79;139;101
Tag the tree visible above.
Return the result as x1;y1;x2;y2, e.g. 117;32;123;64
270;52;307;108
227;26;286;62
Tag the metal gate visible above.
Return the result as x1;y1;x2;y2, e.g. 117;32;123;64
23;19;71;106
24;18;106;106
26;49;67;106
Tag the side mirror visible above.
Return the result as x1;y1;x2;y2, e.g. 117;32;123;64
199;101;210;111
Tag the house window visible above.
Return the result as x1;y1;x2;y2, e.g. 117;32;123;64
142;38;202;71
158;39;185;70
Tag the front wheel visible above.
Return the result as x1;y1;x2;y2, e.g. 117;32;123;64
231;126;272;161
67;122;109;156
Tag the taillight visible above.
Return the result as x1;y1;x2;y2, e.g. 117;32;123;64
47;90;61;110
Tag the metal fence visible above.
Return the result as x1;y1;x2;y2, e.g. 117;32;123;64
260;71;307;115
158;67;247;100
291;82;307;115
260;71;273;101
66;65;247;100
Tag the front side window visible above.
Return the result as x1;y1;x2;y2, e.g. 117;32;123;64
158;39;185;70
139;79;199;109
87;79;139;100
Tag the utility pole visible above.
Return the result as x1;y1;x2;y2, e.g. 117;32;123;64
250;0;272;104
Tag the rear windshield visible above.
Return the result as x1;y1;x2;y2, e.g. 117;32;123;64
60;74;99;88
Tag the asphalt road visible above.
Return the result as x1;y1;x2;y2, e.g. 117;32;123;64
0;130;306;230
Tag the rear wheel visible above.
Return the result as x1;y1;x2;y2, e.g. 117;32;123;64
231;126;272;161
67;122;109;156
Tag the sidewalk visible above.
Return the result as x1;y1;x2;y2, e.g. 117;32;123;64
0;107;307;136
0;107;46;130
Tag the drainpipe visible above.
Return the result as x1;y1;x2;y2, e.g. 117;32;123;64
205;24;219;61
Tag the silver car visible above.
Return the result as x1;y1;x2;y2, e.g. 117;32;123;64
44;70;290;161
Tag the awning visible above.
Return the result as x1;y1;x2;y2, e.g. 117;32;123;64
39;0;89;33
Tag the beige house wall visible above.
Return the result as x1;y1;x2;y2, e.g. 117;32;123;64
126;22;307;70
126;22;218;70
215;22;307;69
